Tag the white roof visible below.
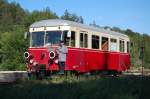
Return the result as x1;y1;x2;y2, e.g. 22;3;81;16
30;19;129;38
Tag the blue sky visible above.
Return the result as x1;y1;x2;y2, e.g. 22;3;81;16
8;0;150;34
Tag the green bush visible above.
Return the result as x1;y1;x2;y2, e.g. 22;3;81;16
0;26;27;70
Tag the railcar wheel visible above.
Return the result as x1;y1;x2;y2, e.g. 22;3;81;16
111;71;119;77
38;71;44;80
38;65;46;80
27;70;32;79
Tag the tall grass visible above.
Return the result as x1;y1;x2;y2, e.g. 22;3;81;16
0;76;149;99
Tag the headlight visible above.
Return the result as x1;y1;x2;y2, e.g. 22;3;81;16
33;61;38;66
29;59;34;64
55;59;58;64
24;52;29;58
49;51;55;59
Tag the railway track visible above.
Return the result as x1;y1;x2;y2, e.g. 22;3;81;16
0;71;150;83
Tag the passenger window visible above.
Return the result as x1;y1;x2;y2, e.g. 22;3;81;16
120;40;125;52
101;37;109;51
71;31;75;47
80;33;88;48
92;35;99;49
110;38;117;51
85;34;88;48
80;33;84;47
127;41;130;53
63;31;76;47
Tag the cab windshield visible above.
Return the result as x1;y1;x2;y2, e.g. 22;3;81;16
45;31;61;46
31;31;62;47
32;31;44;47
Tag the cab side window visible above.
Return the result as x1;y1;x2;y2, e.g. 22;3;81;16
63;31;70;46
63;31;76;47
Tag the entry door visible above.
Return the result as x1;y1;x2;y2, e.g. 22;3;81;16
78;31;88;72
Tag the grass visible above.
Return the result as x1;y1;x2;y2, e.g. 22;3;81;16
0;75;150;99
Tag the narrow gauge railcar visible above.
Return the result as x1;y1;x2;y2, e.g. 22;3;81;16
24;19;130;76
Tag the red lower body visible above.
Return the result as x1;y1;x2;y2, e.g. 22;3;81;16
27;47;131;73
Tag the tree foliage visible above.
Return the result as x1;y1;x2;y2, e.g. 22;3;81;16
0;1;58;70
61;10;84;24
25;7;58;27
113;28;150;68
0;26;27;70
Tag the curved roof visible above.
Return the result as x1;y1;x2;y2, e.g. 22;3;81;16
30;19;129;38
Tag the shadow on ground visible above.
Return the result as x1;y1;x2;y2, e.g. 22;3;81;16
0;75;149;99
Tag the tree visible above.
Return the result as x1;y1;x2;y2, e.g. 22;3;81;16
142;34;150;68
0;26;27;70
0;1;59;70
26;7;58;27
61;10;84;24
0;1;27;32
89;20;102;28
111;27;122;32
103;26;111;30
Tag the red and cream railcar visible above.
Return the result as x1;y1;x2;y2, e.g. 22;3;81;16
24;19;130;74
